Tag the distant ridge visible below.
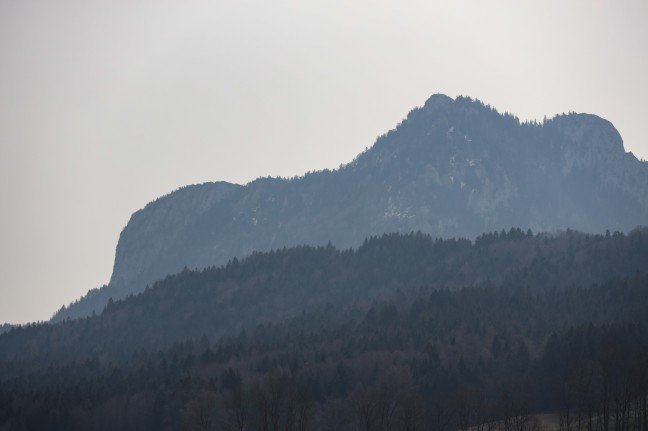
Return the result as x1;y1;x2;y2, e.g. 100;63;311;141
53;94;648;321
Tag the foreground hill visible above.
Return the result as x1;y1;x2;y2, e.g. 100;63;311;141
54;94;648;321
6;227;648;368
1;229;647;431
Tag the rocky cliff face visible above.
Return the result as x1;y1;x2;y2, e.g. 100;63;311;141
52;94;648;321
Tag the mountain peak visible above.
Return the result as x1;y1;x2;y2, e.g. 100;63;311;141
423;93;455;110
553;113;624;155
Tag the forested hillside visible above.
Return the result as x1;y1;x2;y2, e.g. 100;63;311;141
1;275;646;430
5;228;648;366
1;228;647;430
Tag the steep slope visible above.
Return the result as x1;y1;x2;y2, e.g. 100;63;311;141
53;94;648;321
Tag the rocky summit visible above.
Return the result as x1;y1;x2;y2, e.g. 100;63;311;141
53;94;648;321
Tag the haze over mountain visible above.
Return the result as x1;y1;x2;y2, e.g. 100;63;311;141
53;94;648;321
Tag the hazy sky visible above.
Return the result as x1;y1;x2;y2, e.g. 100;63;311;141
1;0;647;324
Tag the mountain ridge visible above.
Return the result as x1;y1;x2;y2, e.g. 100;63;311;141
52;94;648;321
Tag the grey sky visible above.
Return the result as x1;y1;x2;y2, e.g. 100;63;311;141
1;0;647;324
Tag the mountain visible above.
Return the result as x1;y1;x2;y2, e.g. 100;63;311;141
53;94;648;321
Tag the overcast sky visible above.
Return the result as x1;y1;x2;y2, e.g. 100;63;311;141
1;0;647;324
